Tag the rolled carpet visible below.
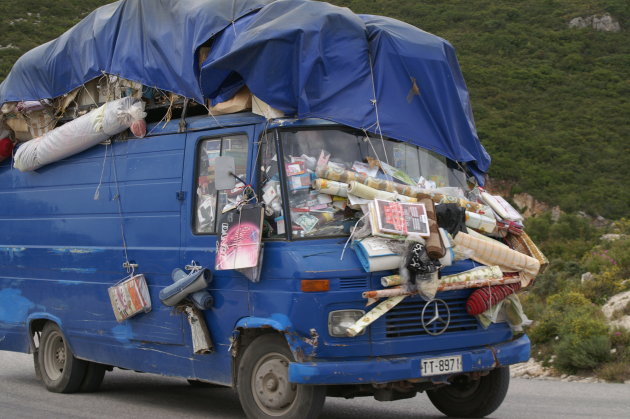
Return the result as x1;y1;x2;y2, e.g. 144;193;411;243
465;282;522;315
417;196;445;259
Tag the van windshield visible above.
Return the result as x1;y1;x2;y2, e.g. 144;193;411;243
260;128;469;239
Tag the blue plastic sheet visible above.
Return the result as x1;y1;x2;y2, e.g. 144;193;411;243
0;0;490;181
0;0;274;104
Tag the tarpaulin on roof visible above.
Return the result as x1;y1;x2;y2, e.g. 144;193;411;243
0;0;490;181
0;0;274;104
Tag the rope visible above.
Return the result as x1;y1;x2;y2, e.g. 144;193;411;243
110;144;132;272
93;141;109;200
367;52;389;166
340;212;368;261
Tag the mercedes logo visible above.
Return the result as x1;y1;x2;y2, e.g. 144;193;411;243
421;298;451;336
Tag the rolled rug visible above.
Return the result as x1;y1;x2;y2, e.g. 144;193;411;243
381;275;406;287
316;164;420;197
506;231;549;275
416;197;445;259
411;189;492;216
347;181;417;203
346;295;406;337
465;211;497;234
439;266;504;285
190;290;214;310
465;282;522;315
312;178;349;197
453;232;540;286
316;164;368;184
362;270;521;302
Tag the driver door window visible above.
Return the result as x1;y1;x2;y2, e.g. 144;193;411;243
194;134;248;234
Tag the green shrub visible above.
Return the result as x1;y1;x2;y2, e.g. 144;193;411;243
581;269;625;304
610;328;630;363
597;361;630;383
554;335;611;374
529;259;583;300
529;291;609;340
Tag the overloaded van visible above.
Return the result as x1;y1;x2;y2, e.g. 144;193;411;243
0;1;541;418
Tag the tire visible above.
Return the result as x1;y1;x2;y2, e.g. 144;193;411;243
426;367;510;418
38;322;88;393
236;334;326;419
33;349;42;380
187;379;226;388
79;362;107;392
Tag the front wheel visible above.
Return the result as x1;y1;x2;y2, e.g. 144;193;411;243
236;334;326;419
426;367;510;418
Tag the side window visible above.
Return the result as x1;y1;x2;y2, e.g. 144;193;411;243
259;132;285;238
194;134;248;234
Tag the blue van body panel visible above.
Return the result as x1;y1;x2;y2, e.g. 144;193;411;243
0;115;529;388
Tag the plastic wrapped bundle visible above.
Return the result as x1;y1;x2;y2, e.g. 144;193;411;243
14;97;146;171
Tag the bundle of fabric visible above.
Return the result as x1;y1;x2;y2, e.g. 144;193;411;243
465;283;522;315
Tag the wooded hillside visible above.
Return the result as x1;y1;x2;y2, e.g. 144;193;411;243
1;0;628;218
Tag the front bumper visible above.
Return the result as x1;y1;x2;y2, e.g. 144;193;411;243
289;334;530;385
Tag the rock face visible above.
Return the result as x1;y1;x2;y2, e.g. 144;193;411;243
512;192;550;218
569;13;621;32
600;234;624;242
602;291;630;331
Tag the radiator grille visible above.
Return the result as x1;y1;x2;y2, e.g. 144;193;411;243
339;277;368;289
384;292;479;338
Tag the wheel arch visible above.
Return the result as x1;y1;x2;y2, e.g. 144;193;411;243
230;315;320;386
27;313;64;352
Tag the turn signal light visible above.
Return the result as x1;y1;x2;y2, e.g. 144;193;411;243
301;279;330;292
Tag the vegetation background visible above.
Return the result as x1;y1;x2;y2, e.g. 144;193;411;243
1;0;629;380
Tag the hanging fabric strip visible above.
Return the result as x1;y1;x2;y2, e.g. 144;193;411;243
346;295;406;336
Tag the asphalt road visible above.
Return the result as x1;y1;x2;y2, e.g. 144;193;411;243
0;351;628;419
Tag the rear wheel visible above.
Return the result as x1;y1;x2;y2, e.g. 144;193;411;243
426;367;510;418
187;379;226;388
236;334;326;419
79;362;107;392
38;322;88;393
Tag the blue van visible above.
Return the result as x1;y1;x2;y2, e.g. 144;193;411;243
0;111;530;419
0;1;535;417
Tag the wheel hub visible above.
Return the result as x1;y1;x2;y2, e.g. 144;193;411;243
43;331;66;381
253;357;297;412
55;346;66;366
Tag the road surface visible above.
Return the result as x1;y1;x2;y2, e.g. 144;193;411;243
0;351;627;418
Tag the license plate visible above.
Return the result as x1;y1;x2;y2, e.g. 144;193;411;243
420;355;463;376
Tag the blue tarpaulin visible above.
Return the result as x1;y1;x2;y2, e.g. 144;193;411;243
0;0;490;181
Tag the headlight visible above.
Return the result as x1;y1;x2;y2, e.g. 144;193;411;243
328;310;365;337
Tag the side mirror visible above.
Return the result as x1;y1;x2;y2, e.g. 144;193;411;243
214;156;237;190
